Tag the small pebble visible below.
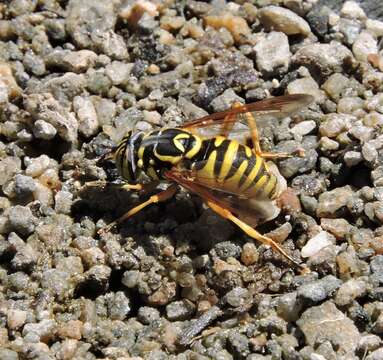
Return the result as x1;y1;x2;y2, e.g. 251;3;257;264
33;120;57;140
301;231;333;258
258;6;311;36
166;300;195;321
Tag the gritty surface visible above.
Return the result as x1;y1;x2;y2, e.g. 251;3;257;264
0;0;383;359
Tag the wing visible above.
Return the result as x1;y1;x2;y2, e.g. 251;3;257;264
181;94;314;142
164;168;281;228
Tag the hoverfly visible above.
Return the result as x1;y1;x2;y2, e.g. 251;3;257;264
95;94;314;271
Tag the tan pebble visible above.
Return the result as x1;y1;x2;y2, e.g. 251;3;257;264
0;62;21;99
0;327;7;346
59;339;79;360
368;54;383;72
143;110;161;125
160;15;185;31
370;236;383;254
158;29;175;45
258;5;311;36
321;218;352;240
7;309;27;330
277;187;301;215
241;242;259;266
147;64;160;74
119;0;158;26
204;14;251;43
161;245;174;257
33;182;54;207
181;22;204;39
81;247;105;268
39;168;61;191
266;223;293;243
250;333;267;347
197;300;211;313
213;259;240;274
57;320;83;340
147;282;176;306
0;20;15;41
161;323;178;352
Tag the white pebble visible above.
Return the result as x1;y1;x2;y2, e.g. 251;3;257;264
352;31;378;62
290;120;316;136
341;1;366;20
33;119;57;140
301;231;333;258
25;155;50;178
366;19;383;37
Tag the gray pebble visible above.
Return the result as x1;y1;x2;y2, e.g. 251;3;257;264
23;51;46;76
213;241;241;260
339;18;362;45
33;120;57;140
73;96;99;138
297;301;360;355
41;269;71;299
371;255;383;284
210;88;244;113
227;332;250;358
335;279;367;306
54;190;73;215
45;49;98;73
254;31;291;76
122;270;140;288
137;306;160;325
24;93;78;143
8;205;36;236
14;174;36;197
292;43;353;81
297;275;342;303
225;287;252;308
0;156;21;186
23;321;57;346
366;348;383;360
66;0;117;49
316;186;354;217
276;292;302;322
166;299;195;321
0;349;18;360
106;291;131;320
344;151;363;167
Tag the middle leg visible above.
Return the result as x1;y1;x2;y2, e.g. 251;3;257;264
98;184;178;235
244;111;304;159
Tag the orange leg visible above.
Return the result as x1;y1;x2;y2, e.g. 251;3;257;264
206;200;309;273
84;180;159;193
98;184;178;235
243;110;304;159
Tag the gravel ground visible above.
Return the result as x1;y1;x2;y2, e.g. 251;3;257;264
0;0;383;359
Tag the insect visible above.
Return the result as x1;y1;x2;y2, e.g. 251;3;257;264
96;94;314;270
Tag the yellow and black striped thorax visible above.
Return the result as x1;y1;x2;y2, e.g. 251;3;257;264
114;128;278;200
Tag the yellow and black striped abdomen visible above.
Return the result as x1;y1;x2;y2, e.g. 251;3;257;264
187;136;278;200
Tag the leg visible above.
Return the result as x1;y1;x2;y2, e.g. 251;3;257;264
244;111;304;159
84;180;159;193
221;102;242;137
98;184;178;235
207;200;309;273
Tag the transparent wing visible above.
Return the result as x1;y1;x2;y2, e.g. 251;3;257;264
164;168;281;227
181;94;314;142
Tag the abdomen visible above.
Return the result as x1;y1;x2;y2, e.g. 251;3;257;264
188;136;277;199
